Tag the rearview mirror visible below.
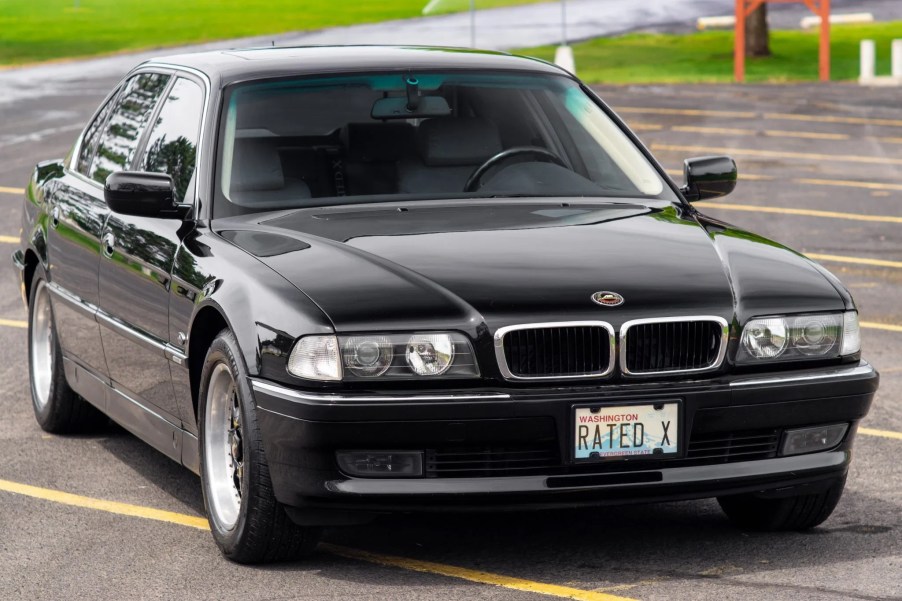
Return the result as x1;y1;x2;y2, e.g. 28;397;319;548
371;96;451;120
681;156;737;202
104;171;186;218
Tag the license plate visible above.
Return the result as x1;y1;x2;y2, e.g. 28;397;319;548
573;403;679;461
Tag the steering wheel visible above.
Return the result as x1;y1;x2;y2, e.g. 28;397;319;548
464;147;568;192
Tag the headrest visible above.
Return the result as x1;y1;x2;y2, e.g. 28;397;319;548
345;122;415;162
231;138;284;192
417;118;502;167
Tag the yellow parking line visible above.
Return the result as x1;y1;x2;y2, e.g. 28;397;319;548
322;544;637;601
671;125;849;141
629;122;664;131
617;107;757;119
859;428;902;440
651;143;902;166
696;201;902;224
806;253;902;270
764;112;902;128
0;318;27;328
0;186;23;195
794;178;902;192
879;136;902;145
0;478;636;601
860;321;902;333
0;478;210;530
617;107;902;128
0;235;19;244
764;129;850;141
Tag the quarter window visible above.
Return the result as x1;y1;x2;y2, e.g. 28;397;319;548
89;72;170;184
76;90;119;176
140;78;204;203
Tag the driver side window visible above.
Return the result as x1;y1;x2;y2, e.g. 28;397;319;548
89;72;171;185
139;77;204;203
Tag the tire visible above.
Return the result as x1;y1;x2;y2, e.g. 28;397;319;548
198;329;321;563
28;274;104;433
717;477;846;531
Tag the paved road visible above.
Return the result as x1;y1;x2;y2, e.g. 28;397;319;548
1;57;901;601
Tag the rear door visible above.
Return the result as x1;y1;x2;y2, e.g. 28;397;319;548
97;75;205;424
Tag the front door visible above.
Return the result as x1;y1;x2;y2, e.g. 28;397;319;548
98;76;205;424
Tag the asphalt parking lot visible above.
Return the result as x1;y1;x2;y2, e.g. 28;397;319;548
0;75;900;600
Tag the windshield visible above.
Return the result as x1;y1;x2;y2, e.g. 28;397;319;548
214;71;676;216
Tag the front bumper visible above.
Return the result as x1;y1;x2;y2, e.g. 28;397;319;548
252;362;877;524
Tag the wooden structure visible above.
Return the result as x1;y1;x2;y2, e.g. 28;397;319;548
734;0;831;82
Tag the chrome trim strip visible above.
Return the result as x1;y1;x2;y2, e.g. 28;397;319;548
731;362;875;388
46;280;99;319
95;310;188;363
251;379;510;405
49;278;188;365
620;315;729;377
493;321;616;381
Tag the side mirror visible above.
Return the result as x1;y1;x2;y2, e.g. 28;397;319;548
104;171;186;218
681;156;737;202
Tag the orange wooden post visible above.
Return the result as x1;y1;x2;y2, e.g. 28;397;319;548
819;0;831;81
734;0;831;82
735;0;746;82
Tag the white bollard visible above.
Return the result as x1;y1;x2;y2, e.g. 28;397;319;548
554;45;576;75
860;40;876;82
893;39;902;79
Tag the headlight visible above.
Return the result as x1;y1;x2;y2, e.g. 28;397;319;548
287;332;479;381
405;333;454;376
737;311;858;363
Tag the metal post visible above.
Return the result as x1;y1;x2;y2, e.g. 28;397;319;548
892;39;902;79
860;39;875;82
470;0;476;48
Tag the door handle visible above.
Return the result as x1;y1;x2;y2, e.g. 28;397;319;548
50;206;60;229
102;232;115;258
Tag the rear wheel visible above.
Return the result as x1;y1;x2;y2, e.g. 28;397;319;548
28;275;104;433
717;477;846;531
199;329;321;563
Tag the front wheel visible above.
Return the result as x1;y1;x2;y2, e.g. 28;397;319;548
717;477;846;531
199;329;320;563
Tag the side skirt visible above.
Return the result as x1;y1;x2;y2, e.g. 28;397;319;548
63;356;191;466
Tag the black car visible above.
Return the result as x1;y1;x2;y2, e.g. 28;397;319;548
14;46;878;563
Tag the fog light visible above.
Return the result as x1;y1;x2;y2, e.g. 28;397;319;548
781;424;848;456
336;451;423;478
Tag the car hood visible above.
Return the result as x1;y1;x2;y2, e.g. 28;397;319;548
216;199;847;332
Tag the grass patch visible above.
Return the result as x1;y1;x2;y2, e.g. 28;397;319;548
518;22;902;83
0;0;543;65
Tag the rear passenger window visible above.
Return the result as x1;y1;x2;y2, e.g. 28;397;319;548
140;78;204;203
90;72;170;184
76;89;119;176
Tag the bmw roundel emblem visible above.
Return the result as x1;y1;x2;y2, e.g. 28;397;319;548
591;291;624;307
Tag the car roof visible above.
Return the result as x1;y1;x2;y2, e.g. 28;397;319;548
141;45;569;87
